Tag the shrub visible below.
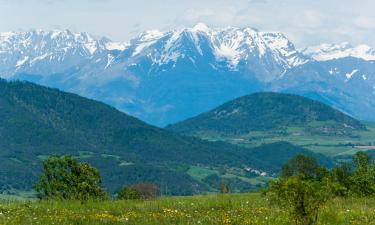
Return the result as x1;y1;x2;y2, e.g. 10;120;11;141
349;151;375;196
34;155;107;201
117;187;141;200
266;155;338;225
220;181;230;194
132;183;159;199
268;176;339;225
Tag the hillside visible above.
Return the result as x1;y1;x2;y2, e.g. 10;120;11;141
167;92;366;137
2;27;375;126
0;80;331;195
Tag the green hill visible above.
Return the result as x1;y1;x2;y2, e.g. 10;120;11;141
0;80;332;195
166;92;375;157
167;92;366;137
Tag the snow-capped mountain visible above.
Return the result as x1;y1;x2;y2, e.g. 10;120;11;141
0;30;117;78
0;25;375;125
122;23;308;81
303;42;375;61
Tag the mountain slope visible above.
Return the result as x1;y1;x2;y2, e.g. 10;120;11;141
1;26;375;126
272;57;375;122
167;92;366;137
0;80;331;195
0;26;308;126
302;42;375;61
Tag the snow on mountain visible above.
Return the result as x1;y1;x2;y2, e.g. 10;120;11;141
1;25;375;125
303;42;375;61
0;29;113;78
0;25;308;80
121;24;309;81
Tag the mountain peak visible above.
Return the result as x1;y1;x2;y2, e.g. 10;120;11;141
191;23;210;32
303;42;375;61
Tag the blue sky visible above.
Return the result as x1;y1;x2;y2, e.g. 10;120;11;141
0;0;374;47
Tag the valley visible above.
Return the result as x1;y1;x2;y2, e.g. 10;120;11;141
2;1;375;224
187;122;375;157
2;80;333;197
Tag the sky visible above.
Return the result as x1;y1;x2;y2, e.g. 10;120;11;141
0;0;374;47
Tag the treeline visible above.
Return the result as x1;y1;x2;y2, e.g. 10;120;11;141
34;156;159;201
265;151;375;225
33;152;375;225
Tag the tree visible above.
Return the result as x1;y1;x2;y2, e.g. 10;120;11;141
220;180;230;194
349;151;375;196
281;154;325;180
117;187;141;200
268;176;338;225
266;155;338;225
34;155;107;201
353;151;373;172
330;162;353;196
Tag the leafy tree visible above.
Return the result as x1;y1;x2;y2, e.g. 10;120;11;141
34;155;107;201
268;176;338;225
281;154;326;180
330;162;353;196
117;187;141;200
349;151;375;196
354;151;373;171
266;155;338;225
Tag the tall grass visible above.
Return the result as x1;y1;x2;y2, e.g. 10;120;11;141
0;193;374;224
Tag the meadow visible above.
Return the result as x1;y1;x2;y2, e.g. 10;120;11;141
199;122;375;157
1;194;375;225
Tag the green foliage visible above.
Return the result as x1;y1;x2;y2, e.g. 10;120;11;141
34;155;107;201
281;154;329;180
349;152;375;196
266;155;338;225
267;152;375;224
3;193;375;224
330;162;353;196
268;176;339;225
168;92;366;136
117;187;141;200
1;80;306;195
330;152;375;197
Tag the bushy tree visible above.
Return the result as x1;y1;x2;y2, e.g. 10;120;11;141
117;187;141;200
281;154;328;180
349;151;375;196
34;155;107;201
330;162;353;196
268;176;338;225
266;154;338;225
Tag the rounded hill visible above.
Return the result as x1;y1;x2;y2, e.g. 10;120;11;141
167;92;366;136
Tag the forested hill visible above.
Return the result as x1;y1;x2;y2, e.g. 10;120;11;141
167;92;366;137
0;80;332;195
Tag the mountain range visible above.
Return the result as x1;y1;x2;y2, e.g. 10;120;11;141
1;79;336;195
1;24;375;126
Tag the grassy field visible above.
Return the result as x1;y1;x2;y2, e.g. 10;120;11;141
199;122;375;157
1;194;375;225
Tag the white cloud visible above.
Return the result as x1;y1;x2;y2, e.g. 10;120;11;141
354;16;375;29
